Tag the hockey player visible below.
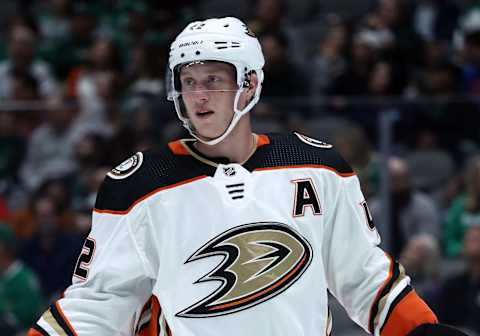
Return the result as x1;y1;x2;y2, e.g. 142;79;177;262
29;17;466;336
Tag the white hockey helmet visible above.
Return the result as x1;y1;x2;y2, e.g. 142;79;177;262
167;17;265;145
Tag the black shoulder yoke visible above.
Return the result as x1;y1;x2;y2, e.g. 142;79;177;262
244;132;353;174
94;147;216;212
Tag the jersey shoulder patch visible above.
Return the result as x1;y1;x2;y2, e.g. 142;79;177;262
293;132;333;149
107;152;143;179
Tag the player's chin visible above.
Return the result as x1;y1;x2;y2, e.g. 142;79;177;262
197;130;224;141
195;125;227;141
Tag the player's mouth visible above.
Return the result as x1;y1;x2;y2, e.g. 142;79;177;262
196;110;214;119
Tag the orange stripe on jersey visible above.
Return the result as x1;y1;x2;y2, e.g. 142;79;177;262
27;328;44;336
94;175;208;215
138;296;161;336
169;134;270;155
256;134;270;147
168;140;190;155
380;290;438;336
54;301;78;336
254;164;356;178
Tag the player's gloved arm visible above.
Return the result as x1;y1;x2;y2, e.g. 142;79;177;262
28;175;156;335
321;173;437;336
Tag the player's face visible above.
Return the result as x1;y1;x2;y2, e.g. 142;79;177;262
179;62;239;140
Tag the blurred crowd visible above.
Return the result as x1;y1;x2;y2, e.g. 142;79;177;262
1;0;480;335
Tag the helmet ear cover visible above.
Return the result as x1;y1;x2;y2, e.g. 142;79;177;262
242;71;253;88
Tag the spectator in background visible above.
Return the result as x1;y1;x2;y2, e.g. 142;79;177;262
248;0;286;36
71;166;109;234
333;124;380;198
363;59;400;131
36;0;73;61
369;157;440;257
444;156;480;257
66;37;123;135
411;61;480;157
0;21;57;99
0;224;43;333
330;58;402;142
0;110;26;190
437;225;480;334
8;72;44;137
20;94;78;190
124;42;167;98
401;130;456;209
104;1;156;58
309;17;348;100
50;1;98;79
0;109;28;216
456;8;480;95
413;0;460;42
328;29;379;96
122;41;173;139
399;233;442;310
70;132;110;213
20;195;83;301
256;31;307;119
10;178;76;240
73;132;109;174
365;0;422;69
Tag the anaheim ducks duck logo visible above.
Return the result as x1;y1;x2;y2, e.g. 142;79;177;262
176;222;313;318
107;152;143;180
294;132;333;149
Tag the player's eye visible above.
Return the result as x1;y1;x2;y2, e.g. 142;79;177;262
182;78;195;87
207;75;221;83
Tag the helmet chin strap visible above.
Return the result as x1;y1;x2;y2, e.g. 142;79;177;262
176;87;252;146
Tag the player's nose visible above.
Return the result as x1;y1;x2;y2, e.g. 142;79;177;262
192;87;210;101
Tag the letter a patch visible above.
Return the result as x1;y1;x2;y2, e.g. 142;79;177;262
292;178;322;217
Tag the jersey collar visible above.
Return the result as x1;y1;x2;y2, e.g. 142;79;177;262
168;134;270;168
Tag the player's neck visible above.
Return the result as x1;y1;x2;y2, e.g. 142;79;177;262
195;117;255;164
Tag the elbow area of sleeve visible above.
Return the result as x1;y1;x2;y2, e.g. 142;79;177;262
380;290;438;336
31;301;78;336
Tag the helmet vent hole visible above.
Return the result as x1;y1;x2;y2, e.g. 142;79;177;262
181;53;185;57
195;50;201;55
224;24;229;27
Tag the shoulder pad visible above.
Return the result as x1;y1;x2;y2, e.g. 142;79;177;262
95;147;214;213
246;132;353;176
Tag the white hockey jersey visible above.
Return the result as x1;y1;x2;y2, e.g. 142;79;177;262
29;132;436;336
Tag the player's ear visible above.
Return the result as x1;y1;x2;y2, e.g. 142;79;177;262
244;71;258;100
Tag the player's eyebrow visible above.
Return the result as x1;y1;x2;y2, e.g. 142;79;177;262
180;63;235;78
